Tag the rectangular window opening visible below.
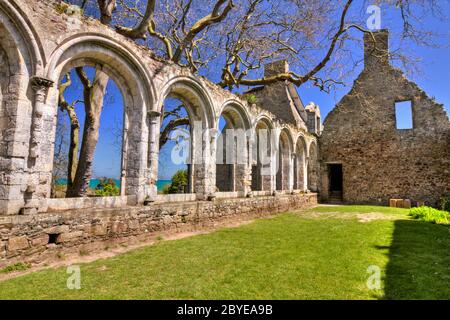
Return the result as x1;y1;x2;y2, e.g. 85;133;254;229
395;101;413;129
48;233;60;244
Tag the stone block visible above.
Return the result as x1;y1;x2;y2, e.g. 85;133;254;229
390;199;403;208
44;225;69;234
111;221;128;234
92;224;107;236
416;201;425;207
8;236;29;251
402;199;412;209
128;220;139;230
31;234;49;247
58;231;84;243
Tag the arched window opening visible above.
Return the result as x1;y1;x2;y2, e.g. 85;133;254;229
251;120;272;192
157;97;192;194
308;142;319;192
294;138;307;191
51;66;124;199
276;132;291;191
216;106;249;193
216;115;234;192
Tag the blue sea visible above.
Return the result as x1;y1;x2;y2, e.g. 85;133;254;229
56;178;121;189
57;179;172;191
156;180;172;191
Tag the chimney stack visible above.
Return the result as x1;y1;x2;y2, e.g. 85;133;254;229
265;60;289;78
364;29;390;68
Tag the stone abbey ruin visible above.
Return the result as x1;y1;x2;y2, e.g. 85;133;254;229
0;0;448;266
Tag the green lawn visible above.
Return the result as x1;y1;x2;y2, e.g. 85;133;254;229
0;205;448;300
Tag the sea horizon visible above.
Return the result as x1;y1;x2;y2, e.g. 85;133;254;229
56;178;172;191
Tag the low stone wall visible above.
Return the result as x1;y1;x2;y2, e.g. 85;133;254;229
0;194;317;268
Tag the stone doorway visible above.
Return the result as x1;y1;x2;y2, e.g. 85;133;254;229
328;164;343;203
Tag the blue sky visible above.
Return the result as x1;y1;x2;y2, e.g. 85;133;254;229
56;67;124;180
300;2;450;121
58;3;450;182
300;39;450;124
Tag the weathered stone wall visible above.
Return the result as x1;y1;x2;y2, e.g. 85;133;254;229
0;0;318;215
0;0;321;267
0;193;317;268
320;30;450;206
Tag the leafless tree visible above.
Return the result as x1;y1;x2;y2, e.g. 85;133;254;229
58;0;446;197
56;0;116;197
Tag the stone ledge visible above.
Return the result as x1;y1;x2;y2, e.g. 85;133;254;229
46;195;138;212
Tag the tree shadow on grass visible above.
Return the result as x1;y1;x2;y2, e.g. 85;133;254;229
382;220;449;300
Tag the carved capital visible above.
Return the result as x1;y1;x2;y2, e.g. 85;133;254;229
30;76;54;117
148;110;161;118
30;76;54;91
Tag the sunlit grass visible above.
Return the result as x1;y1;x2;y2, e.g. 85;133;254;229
0;205;447;300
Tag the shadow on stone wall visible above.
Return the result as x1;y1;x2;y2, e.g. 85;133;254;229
381;220;449;300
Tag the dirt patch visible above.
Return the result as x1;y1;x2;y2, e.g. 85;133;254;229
294;208;403;223
294;210;356;220
357;212;401;223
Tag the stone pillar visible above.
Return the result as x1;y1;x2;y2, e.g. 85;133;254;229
191;122;215;199
270;149;277;194
305;156;310;192
147;110;161;200
203;127;216;198
29;77;54;159
209;129;219;196
21;77;54;215
302;156;308;192
234;140;251;195
364;29;390;69
289;153;295;192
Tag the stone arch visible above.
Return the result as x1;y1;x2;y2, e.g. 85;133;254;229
307;140;319;192
0;0;44;76
156;76;216;196
216;100;252;193
252;114;275;132
45;34;156;202
251;115;275;192
218;100;252;130
276;128;294;191
0;2;45;214
0;46;8;156
0;1;45;159
158;76;215;129
293;134;308;191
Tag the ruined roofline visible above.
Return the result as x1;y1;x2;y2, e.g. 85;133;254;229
323;29;449;127
323;64;450;128
287;83;308;123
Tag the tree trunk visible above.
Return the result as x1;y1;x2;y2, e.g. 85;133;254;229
65;1;116;198
66;69;109;197
66;106;80;189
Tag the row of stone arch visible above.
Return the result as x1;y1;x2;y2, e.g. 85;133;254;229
0;0;319;214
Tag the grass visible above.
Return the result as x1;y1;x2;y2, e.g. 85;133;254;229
0;205;448;300
0;262;31;274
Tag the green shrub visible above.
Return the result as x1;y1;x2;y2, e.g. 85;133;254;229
161;184;171;195
0;262;31;274
55;3;69;14
440;194;450;213
245;94;258;105
409;206;449;225
168;170;188;194
95;178;120;197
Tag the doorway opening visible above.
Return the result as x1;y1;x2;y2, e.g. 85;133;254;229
328;164;343;202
